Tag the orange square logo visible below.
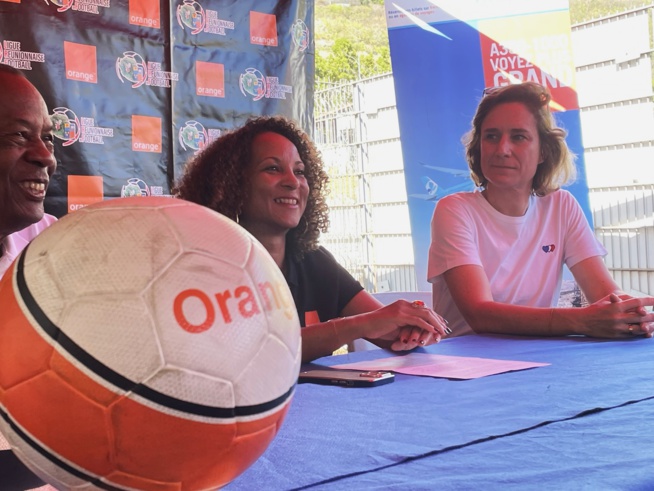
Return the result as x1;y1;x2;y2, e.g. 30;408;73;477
129;0;160;29
250;11;278;47
132;115;162;153
67;175;103;213
64;42;97;84
196;61;225;98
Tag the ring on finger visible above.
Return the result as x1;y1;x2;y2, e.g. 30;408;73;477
411;300;425;309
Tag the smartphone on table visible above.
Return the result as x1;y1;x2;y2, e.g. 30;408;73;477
298;369;394;387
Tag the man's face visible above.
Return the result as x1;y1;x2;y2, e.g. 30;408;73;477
0;74;56;239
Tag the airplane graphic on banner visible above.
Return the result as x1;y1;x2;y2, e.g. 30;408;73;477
410;163;476;202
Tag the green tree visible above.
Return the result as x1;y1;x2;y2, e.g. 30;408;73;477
316;38;359;82
315;2;390;83
569;0;649;22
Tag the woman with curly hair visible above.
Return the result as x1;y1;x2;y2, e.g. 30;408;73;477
428;81;654;338
175;115;449;362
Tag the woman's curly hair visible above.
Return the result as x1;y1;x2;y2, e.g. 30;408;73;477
463;81;576;197
174;115;329;257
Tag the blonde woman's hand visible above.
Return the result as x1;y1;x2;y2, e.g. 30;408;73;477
580;293;654;338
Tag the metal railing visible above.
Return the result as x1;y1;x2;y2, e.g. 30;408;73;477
315;75;417;292
590;184;654;296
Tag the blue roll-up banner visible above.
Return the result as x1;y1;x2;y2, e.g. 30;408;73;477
0;0;314;218
385;0;591;291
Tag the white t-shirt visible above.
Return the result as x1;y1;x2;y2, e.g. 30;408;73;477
0;214;57;279
427;190;606;336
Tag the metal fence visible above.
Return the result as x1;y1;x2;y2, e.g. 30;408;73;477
591;184;654;296
315;76;418;292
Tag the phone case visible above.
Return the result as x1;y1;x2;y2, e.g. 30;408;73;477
298;369;395;387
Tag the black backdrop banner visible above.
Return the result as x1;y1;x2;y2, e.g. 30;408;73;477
0;0;314;218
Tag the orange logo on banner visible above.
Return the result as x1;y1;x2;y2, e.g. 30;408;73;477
67;175;103;213
129;0;160;29
64;42;97;84
250;11;278;47
132;115;162;153
196;61;225;98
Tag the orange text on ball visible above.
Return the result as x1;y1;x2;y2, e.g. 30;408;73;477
173;281;294;333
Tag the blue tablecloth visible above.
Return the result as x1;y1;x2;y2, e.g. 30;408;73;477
226;335;654;490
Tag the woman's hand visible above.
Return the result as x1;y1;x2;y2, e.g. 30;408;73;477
579;293;654;338
361;299;450;351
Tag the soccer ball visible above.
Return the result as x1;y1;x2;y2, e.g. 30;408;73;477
0;196;301;490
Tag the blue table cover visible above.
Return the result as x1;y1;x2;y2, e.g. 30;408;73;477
226;334;654;490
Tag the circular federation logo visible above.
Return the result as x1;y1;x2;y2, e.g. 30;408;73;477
178;120;208;152
291;19;310;52
239;68;266;102
51;107;80;147
177;0;205;35
121;178;151;198
116;52;147;88
43;0;74;12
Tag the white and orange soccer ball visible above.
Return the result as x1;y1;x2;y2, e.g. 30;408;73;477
0;196;301;490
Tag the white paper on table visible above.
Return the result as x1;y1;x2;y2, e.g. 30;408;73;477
331;353;549;380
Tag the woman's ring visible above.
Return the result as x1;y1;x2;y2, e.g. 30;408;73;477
628;325;635;335
412;300;425;308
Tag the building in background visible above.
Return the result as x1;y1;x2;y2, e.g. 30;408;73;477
574;7;654;296
315;5;654;295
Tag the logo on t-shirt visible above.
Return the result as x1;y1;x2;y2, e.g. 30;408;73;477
542;244;556;253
